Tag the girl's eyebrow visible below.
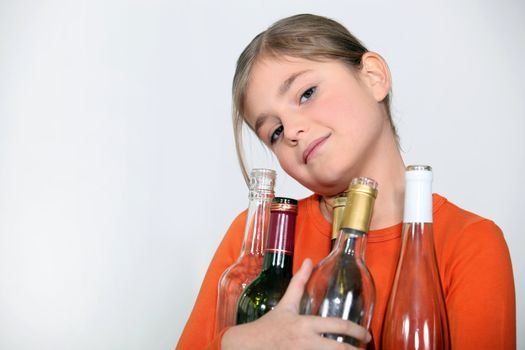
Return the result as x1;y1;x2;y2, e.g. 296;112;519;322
254;113;270;135
278;70;312;97
253;69;312;135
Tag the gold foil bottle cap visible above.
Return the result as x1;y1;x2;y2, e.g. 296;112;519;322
333;191;348;208
331;191;348;241
350;176;378;191
341;177;378;232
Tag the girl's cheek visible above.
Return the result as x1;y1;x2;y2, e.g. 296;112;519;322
277;154;297;175
274;151;289;166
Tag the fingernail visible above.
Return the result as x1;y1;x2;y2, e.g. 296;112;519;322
366;331;372;342
301;258;312;270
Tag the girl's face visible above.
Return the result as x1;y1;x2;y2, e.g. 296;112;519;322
244;56;391;196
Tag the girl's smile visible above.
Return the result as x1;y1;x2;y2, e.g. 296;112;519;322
303;133;331;164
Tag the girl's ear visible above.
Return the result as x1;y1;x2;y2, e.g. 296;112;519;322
359;52;391;102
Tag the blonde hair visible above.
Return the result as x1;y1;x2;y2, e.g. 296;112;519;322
232;14;396;184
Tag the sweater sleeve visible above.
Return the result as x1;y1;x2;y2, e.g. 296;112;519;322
443;219;516;349
176;211;247;350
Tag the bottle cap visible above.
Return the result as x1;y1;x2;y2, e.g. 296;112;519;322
249;168;276;192
404;164;433;223
271;197;298;212
333;191;348;208
340;177;378;232
406;165;433;182
350;176;379;190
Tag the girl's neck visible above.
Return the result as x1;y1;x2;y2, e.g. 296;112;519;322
320;127;405;230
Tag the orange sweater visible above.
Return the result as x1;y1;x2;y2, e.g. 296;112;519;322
177;194;515;349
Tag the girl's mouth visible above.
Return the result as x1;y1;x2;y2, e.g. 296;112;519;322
303;134;331;164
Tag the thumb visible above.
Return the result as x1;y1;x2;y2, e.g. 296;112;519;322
276;258;313;313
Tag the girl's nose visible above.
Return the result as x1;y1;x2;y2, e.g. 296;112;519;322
282;115;308;146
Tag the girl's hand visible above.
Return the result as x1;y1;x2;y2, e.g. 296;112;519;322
221;259;371;350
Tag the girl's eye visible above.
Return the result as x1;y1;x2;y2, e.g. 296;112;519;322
270;125;283;144
300;87;316;104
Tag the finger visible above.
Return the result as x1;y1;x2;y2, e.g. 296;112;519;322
316;336;363;350
275;258;313;312
310;317;371;343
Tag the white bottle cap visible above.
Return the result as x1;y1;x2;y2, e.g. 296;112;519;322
404;165;433;223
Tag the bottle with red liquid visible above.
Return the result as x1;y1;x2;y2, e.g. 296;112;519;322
381;165;450;350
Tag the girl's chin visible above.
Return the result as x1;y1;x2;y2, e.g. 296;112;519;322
287;166;353;195
302;181;350;197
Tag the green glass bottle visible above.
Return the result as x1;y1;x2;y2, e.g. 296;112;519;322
235;197;298;324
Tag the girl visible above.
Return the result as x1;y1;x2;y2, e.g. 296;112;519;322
177;14;515;349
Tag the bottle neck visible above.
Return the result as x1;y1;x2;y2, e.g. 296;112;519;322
262;209;296;271
240;191;274;256
335;228;367;259
262;252;293;272
335;185;374;257
400;222;436;260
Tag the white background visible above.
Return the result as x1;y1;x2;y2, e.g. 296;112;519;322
1;0;523;349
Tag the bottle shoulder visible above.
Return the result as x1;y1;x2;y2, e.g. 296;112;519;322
220;255;264;281
245;268;292;291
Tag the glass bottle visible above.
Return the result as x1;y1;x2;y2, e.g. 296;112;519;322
236;197;298;324
301;177;378;347
330;191;347;250
214;168;276;335
381;165;450;350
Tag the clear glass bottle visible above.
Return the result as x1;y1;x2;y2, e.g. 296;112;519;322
236;197;298;324
301;177;378;347
381;165;450;350
214;168;276;335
